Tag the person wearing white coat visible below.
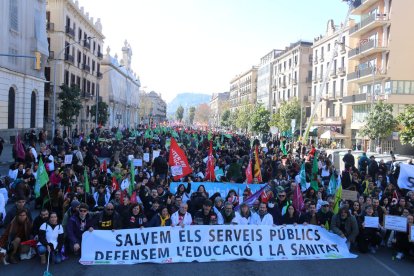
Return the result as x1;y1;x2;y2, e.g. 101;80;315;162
171;203;193;226
250;202;274;225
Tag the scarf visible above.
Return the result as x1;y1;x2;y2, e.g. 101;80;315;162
160;214;170;226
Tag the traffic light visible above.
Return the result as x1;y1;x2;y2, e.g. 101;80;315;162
34;51;41;70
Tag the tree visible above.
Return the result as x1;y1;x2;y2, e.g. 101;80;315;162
90;101;110;126
188;106;196;125
236;104;253;132
250;104;270;134
176;105;184;122
360;101;398;144
277;99;301;132
57;84;82;132
194;103;210;124
229;109;239;130
220;110;231;128
397;105;414;146
269;111;281;128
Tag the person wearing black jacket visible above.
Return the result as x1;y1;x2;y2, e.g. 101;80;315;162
282;205;301;225
357;205;382;253
37;212;64;264
193;200;219;225
123;203;147;229
96;203;122;230
32;209;49;238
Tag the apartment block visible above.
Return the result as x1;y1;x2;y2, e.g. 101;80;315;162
139;90;167;125
311;20;349;135
209;92;230;128
229;66;258;113
344;0;414;153
272;41;313;118
257;50;282;111
46;0;105;134
0;0;49;141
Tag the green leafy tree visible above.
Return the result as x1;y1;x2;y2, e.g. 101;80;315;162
277;99;301;132
269;111;281;128
236;103;253;132
360;101;398;144
57;84;82;132
229;109;239;130
397;105;414;146
250;104;270;134
220;109;231;128
90;101;110;126
188;106;196;125
176;105;184;122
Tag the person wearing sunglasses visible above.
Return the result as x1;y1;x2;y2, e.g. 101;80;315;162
66;203;96;255
97;203;122;230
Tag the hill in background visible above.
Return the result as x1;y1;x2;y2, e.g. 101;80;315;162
167;93;211;115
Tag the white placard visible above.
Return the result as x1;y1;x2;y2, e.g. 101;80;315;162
384;215;407;232
364;216;379;228
79;225;357;265
143;153;150;163
133;159;143;167
152;150;160;161
171;165;183;176
410;225;414;241
64;154;73;165
203;156;208;163
128;155;134;161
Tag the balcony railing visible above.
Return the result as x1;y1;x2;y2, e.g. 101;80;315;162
330;70;337;78
313;56;318;64
64;54;74;64
97;72;103;79
342;93;367;104
81;92;93;99
47;22;54;31
318;74;324;82
349;13;389;35
83;40;91;50
65;25;75;37
348;39;386;59
347;67;373;81
281;81;287;88
82;64;90;72
97;52;103;59
337;67;346;76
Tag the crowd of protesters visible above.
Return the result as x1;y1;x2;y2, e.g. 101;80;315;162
0;125;413;265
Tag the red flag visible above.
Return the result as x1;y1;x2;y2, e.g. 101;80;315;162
111;176;119;191
14;133;25;160
245;159;253;184
101;160;107;173
292;184;305;214
261;190;269;203
205;141;216;181
253;145;262;182
168;138;193;181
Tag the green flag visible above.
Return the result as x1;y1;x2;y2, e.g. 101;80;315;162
208;132;212;141
300;163;307;191
115;130;123;141
333;184;342;214
129;161;135;195
34;158;49;198
310;152;319;191
280;140;288;155
224;134;232;139
84;168;90;194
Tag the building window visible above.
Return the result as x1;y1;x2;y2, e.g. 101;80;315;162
8;87;15;129
30;91;36;128
8;48;18;65
9;0;18;31
64;70;69;85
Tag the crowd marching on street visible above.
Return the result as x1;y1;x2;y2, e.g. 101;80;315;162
0;125;413;266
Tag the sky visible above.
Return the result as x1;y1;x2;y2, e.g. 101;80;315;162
80;0;350;103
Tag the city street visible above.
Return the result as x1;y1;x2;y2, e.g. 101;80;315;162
0;247;412;276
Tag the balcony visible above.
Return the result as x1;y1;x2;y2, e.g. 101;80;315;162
313;56;318;64
97;52;103;59
82;64;90;72
348;39;388;60
281;81;287;88
47;22;54;31
342;93;367;104
312;76;318;83
349;13;390;37
97;72;103;79
83;40;91;50
292;79;298;85
347;67;386;83
319;55;324;62
318;74;324;82
64;54;74;64
337;67;346;77
65;25;75;37
351;0;380;15
313;116;344;126
330;70;337;79
81;92;93;100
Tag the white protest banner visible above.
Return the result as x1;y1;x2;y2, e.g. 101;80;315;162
152;150;160;161
171;166;183;176
143;153;150;163
384;215;407;232
64;154;73;165
133;159;143;167
364;217;379;228
397;163;414;191
80;225;356;265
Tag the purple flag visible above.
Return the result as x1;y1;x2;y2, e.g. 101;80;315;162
235;184;270;211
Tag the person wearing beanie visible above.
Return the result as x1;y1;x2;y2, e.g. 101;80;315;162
62;200;80;233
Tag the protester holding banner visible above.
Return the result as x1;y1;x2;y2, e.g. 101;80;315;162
331;207;359;249
147;207;172;227
250;202;273;225
37;212;64;264
66;203;95;255
123;203;147;229
171;203;192;226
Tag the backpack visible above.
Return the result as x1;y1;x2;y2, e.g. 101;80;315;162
72;151;79;165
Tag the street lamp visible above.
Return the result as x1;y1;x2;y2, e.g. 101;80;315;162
52;36;94;138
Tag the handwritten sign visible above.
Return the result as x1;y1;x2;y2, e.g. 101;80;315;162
341;190;358;201
133;159;143;167
64;154;73;165
384;215;407;232
364;216;379;228
152;150;160;161
143;153;150;163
